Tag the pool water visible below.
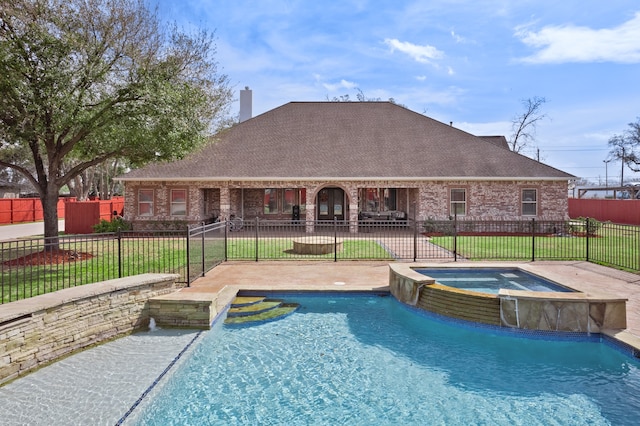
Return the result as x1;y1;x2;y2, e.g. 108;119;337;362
128;294;640;425
415;268;573;294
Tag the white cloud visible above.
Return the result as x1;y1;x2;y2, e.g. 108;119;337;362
451;30;465;43
416;75;427;81
516;12;640;64
384;38;444;64
322;79;358;92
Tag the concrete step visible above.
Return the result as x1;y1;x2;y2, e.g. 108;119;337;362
224;301;299;325
227;300;282;317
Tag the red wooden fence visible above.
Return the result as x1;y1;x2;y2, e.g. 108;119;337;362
64;198;125;234
0;197;72;224
569;198;640;225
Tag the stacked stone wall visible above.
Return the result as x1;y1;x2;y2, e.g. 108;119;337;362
0;274;179;385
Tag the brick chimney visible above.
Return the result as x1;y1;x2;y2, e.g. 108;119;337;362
239;86;252;123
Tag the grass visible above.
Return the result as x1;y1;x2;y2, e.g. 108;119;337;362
226;238;395;260
1;237;188;304
430;224;639;271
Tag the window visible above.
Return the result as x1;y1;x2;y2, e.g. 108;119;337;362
298;189;306;213
170;189;187;216
382;188;396;212
283;188;295;213
522;189;537;216
264;189;279;214
359;188;397;212
450;188;466;216
138;189;154;216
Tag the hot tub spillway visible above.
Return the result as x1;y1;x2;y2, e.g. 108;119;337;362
224;296;299;325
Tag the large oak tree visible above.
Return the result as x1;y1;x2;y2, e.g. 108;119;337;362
0;0;232;245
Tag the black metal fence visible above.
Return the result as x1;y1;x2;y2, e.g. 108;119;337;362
2;218;638;304
219;218;639;271
187;221;226;284
1;230;186;304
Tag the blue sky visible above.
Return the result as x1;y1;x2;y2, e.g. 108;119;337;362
154;0;640;184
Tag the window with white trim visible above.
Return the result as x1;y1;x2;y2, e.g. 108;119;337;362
138;189;154;216
450;188;466;216
170;189;187;216
522;189;537;216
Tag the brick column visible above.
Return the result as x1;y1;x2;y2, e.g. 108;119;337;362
220;186;231;221
305;185;315;233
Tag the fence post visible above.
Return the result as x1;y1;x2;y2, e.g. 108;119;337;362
186;227;191;286
200;222;205;278
531;218;536;262
117;228;122;278
585;217;590;262
453;215;457;262
255;217;259;262
224;220;228;262
334;217;338;262
413;219;418;262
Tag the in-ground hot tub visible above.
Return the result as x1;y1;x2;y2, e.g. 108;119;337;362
413;267;574;295
389;263;627;333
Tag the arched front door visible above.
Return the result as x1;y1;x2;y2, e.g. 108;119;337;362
317;187;345;221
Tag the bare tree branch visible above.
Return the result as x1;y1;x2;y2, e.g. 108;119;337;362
509;96;548;153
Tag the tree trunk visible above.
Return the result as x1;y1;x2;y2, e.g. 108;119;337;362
41;186;60;250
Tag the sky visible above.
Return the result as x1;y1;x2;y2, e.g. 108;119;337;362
153;0;640;185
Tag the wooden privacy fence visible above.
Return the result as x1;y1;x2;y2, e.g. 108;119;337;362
64;198;125;234
0;198;72;225
569;198;640;225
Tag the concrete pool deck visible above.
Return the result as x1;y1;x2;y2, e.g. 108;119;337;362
185;260;640;350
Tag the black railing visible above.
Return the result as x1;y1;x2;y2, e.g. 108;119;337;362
1;230;187;304
187;221;226;283
222;218;640;272
2;218;638;304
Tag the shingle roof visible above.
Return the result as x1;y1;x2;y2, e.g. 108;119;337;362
120;102;574;181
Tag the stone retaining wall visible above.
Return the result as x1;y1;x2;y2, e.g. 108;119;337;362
0;273;179;385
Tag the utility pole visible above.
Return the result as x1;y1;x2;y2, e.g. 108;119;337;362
603;159;611;188
621;147;625;186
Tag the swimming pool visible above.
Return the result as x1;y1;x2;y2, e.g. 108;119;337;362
127;294;640;425
415;267;574;294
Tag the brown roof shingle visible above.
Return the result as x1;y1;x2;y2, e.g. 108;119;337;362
120;102;574;181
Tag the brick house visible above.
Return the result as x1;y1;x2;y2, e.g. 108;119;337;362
118;100;574;231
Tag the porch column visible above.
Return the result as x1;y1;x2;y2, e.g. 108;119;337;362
189;186;204;222
220;185;231;221
305;185;315;233
349;187;359;233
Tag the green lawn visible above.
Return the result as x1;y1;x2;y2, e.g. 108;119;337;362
226;238;394;260
430;224;639;271
1;238;188;304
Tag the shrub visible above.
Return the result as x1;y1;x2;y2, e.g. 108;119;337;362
93;217;131;233
568;217;602;237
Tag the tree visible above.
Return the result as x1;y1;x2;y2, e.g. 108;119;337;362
608;118;640;184
508;96;548;153
326;88;407;107
0;0;232;245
